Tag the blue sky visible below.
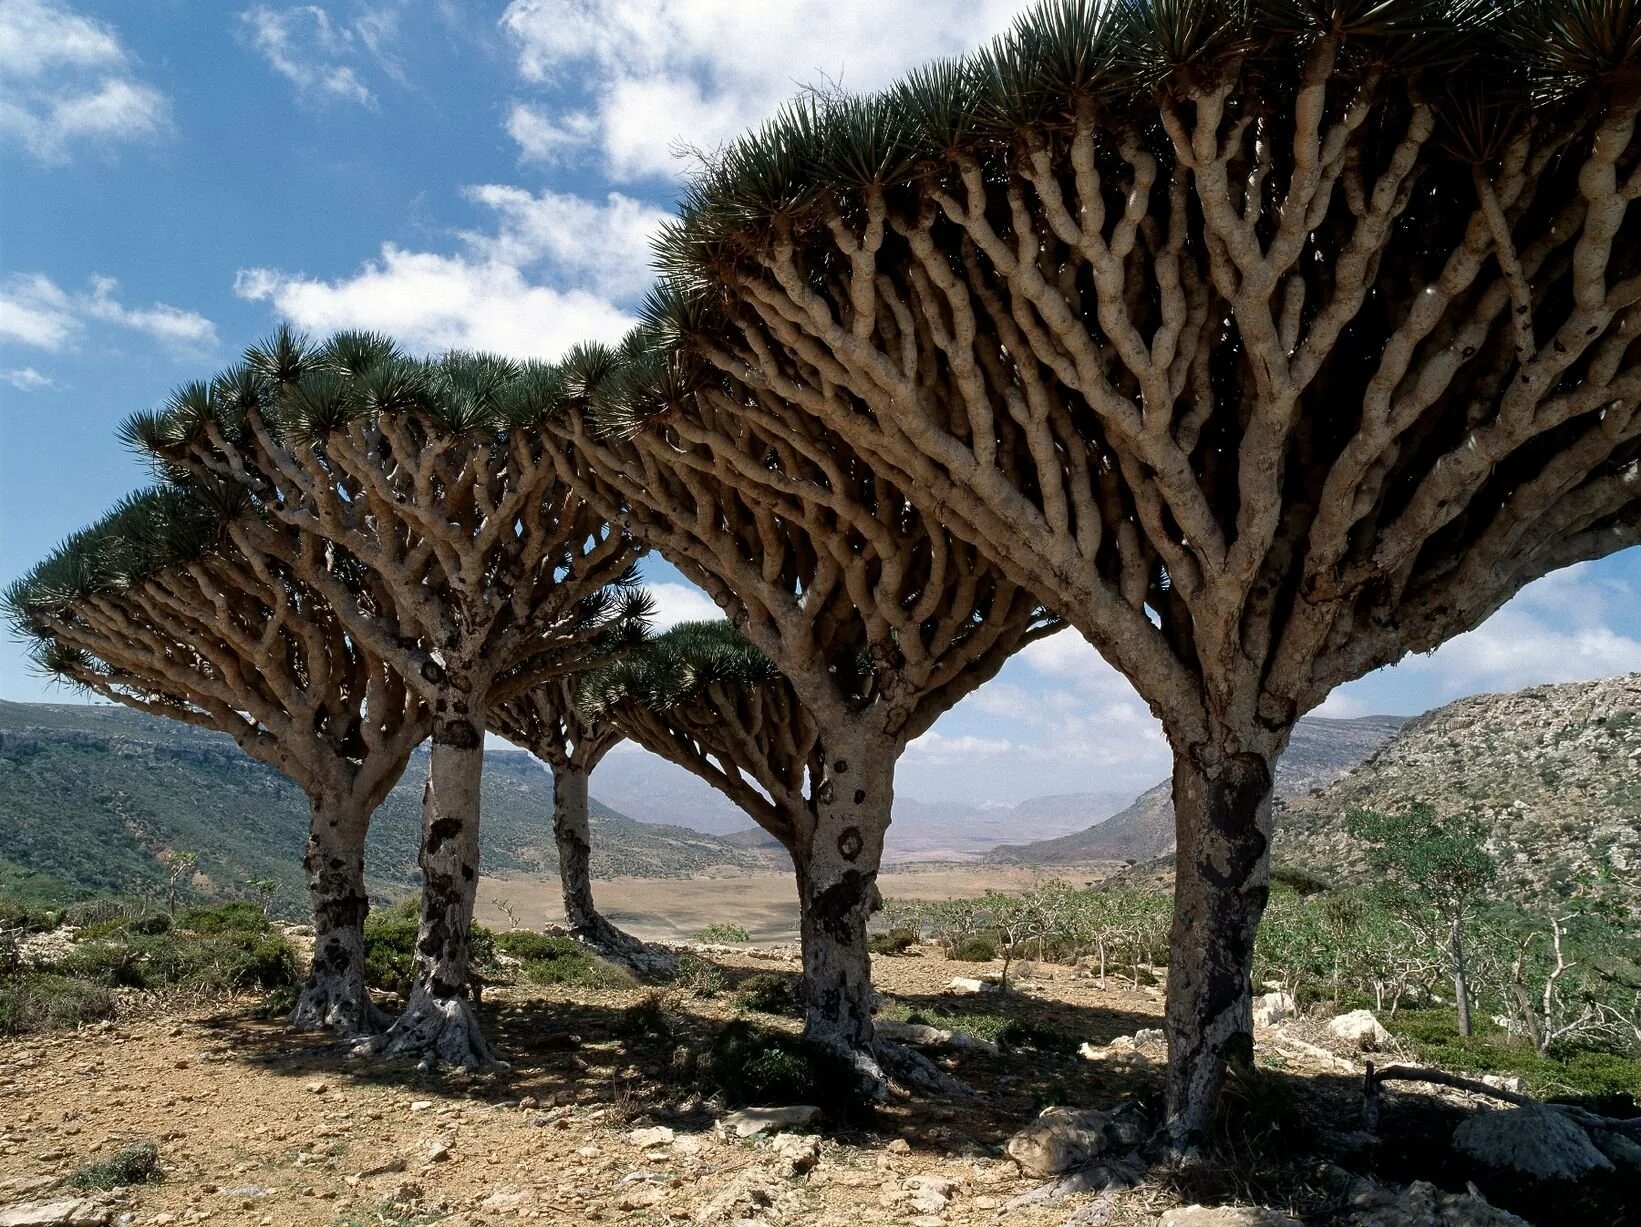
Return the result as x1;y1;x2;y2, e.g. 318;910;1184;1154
2;0;1638;805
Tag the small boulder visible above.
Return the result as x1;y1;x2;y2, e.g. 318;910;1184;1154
1453;1105;1613;1183
627;1126;675;1149
1350;1178;1531;1225
1326;1009;1391;1051
0;1199;111;1227
1253;991;1296;1027
769;1132;820;1177
1160;1207;1300;1226
1005;1107;1114;1177
902;1174;959;1214
947;977;997;994
721;1106;821;1138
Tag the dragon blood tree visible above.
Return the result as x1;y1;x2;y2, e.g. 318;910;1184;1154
544;340;1059;1092
124;331;645;1066
490;650;680;978
5;484;428;1036
582;620;817;862
650;0;1641;1138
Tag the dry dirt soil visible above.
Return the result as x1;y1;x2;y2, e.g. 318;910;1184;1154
0;948;1201;1227
475;867;1100;943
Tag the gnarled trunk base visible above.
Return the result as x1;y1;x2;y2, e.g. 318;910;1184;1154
553;765;677;980
796;722;893;1101
290;796;381;1037
368;986;501;1069
1163;739;1281;1150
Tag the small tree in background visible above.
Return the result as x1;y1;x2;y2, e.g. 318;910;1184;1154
1347;804;1498;1036
245;878;279;919
165;852;198;916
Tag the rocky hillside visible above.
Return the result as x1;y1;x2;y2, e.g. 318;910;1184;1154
0;701;755;911
1276;674;1641;908
986;714;1407;865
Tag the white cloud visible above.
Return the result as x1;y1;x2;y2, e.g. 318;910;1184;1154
506;103;597;163
645;582;723;631
0;0;170;162
499;0;1028;179
1;366;55;392
239;4;403;107
234;185;665;359
0;273;215;354
904;730;1018;764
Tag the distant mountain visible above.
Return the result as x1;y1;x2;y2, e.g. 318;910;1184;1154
1275;675;1640;909
0;701;756;912
985;714;1407;865
585;749;756;836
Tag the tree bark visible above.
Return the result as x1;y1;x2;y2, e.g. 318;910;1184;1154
373;711;500;1068
795;721;892;1096
1164;741;1280;1149
551;764;676;977
289;792;380;1037
1449;916;1473;1039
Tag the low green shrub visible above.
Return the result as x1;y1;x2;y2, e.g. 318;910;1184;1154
674;954;726;997
0;899;58;934
931;1011;1080;1054
1386;1010;1641;1099
68;1142;162;1190
950;935;998;962
868;928;918;956
737;972;800;1017
493;929;631;988
176;901;268;934
79;911;172;939
0;973;118;1034
697;922;751;943
617;992;677;1044
706;1019;817;1105
54;931;295;993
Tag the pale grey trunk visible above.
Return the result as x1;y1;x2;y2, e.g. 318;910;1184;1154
795;721;891;1094
1449;916;1473;1038
289;792;379;1036
1164;740;1280;1148
554;765;600;932
374;711;499;1068
550;764;676;978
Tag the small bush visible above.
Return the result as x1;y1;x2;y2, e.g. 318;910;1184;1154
868;928;918;956
493;929;631;988
69;1141;161;1190
950;935;998;962
617;992;677;1044
80;911;172;939
1270;865;1333;896
0;899;58;934
697;922;751;943
932;1011;1080;1054
707;1019;817;1105
0;973;117;1034
61;897;151;930
737;972;800;1017
675;954;726;997
177;901;268;934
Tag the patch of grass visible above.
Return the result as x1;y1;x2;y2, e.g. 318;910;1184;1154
674;953;726;997
0;973;118;1034
697;922;751;943
927;1010;1080;1054
737;972;800;1017
494;929;633;988
1387;1009;1641;1099
176;901;268;934
53;930;296;993
68;1141;161;1189
868;928;918;956
79;911;172;939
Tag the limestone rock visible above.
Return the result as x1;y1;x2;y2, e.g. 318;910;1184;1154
1349;1178;1531;1225
1005;1106;1114;1177
1253;991;1296;1027
769;1132;820;1176
1452;1105;1613;1183
0;1200;111;1227
1160;1206;1301;1226
946;977;997;994
721;1105;820;1138
627;1126;675;1149
1327;1009;1391;1051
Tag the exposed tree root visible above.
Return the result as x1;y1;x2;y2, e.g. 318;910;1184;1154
357;992;507;1071
287;972;389;1039
564;917;678;981
875;1039;976;1098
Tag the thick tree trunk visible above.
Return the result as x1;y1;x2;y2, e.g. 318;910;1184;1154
1164;741;1280;1149
795;721;892;1097
551;764;675;978
373;711;500;1068
289;792;380;1036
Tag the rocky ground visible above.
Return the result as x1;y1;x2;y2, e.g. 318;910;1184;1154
1;946;1634;1227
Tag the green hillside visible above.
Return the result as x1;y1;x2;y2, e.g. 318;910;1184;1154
0;700;755;914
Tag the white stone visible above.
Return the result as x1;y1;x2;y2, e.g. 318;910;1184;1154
1253;991;1296;1027
0;1200;110;1227
627;1126;675;1148
1004;1107;1114;1177
721;1105;821;1138
946;977;996;994
1453;1106;1613;1183
1326;1009;1391;1050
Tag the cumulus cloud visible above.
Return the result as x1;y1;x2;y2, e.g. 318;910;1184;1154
506;103;598;163
234;185;665;359
498;0;1028;179
239;4;404;107
645;582;723;631
904;731;1019;765
0;273;215;354
1;366;55;392
0;0;170;162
